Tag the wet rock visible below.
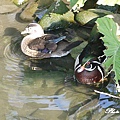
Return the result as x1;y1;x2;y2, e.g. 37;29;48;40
19;1;38;21
0;5;18;14
37;0;54;7
36;0;74;31
0;0;18;14
19;0;55;22
75;9;112;27
39;11;74;31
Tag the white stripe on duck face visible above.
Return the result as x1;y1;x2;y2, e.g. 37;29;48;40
92;61;101;64
85;64;96;71
74;54;81;70
76;64;83;73
97;65;104;80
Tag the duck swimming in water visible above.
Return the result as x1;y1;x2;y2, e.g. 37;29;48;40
21;23;83;59
74;40;109;88
74;55;105;84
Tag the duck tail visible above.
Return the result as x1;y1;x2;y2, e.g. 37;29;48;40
63;40;83;51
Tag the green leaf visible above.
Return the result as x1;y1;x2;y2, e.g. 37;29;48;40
103;57;113;71
70;0;78;7
47;0;69;14
70;0;87;12
97;0;120;6
114;47;120;84
96;16;120;84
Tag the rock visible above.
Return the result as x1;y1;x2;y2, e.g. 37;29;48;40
75;9;112;27
0;0;18;14
20;1;38;21
37;0;54;7
0;5;18;14
39;11;74;31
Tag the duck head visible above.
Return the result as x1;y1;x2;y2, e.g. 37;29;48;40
21;23;44;37
21;23;46;58
74;55;105;84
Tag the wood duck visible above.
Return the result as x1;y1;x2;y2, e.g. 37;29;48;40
21;23;83;59
74;40;107;85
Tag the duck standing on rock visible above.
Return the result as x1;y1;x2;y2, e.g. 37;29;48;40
21;23;83;59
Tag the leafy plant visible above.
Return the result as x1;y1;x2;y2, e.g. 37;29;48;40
39;0;120;87
96;16;120;85
69;0;87;12
69;0;120;87
69;0;120;11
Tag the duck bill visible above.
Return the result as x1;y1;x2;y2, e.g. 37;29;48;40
21;31;27;35
21;29;29;35
77;64;85;73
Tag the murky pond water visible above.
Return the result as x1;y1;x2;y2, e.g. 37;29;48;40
0;1;120;120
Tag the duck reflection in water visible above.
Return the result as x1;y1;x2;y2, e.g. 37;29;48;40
27;54;75;72
3;26;80;72
20;23;84;72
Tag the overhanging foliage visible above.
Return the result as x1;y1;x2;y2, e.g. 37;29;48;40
96;16;120;84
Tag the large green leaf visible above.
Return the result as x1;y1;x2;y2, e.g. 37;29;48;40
96;16;120;84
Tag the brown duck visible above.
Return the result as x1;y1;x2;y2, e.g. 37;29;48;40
21;23;83;59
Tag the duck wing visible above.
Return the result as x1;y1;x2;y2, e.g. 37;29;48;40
45;36;66;52
28;38;46;50
28;34;66;52
47;36;66;43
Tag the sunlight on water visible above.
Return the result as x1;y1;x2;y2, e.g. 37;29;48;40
3;43;24;83
8;92;70;110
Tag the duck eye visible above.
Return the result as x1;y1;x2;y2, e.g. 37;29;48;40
85;63;91;68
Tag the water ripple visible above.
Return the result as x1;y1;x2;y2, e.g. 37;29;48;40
3;42;25;83
8;92;70;111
